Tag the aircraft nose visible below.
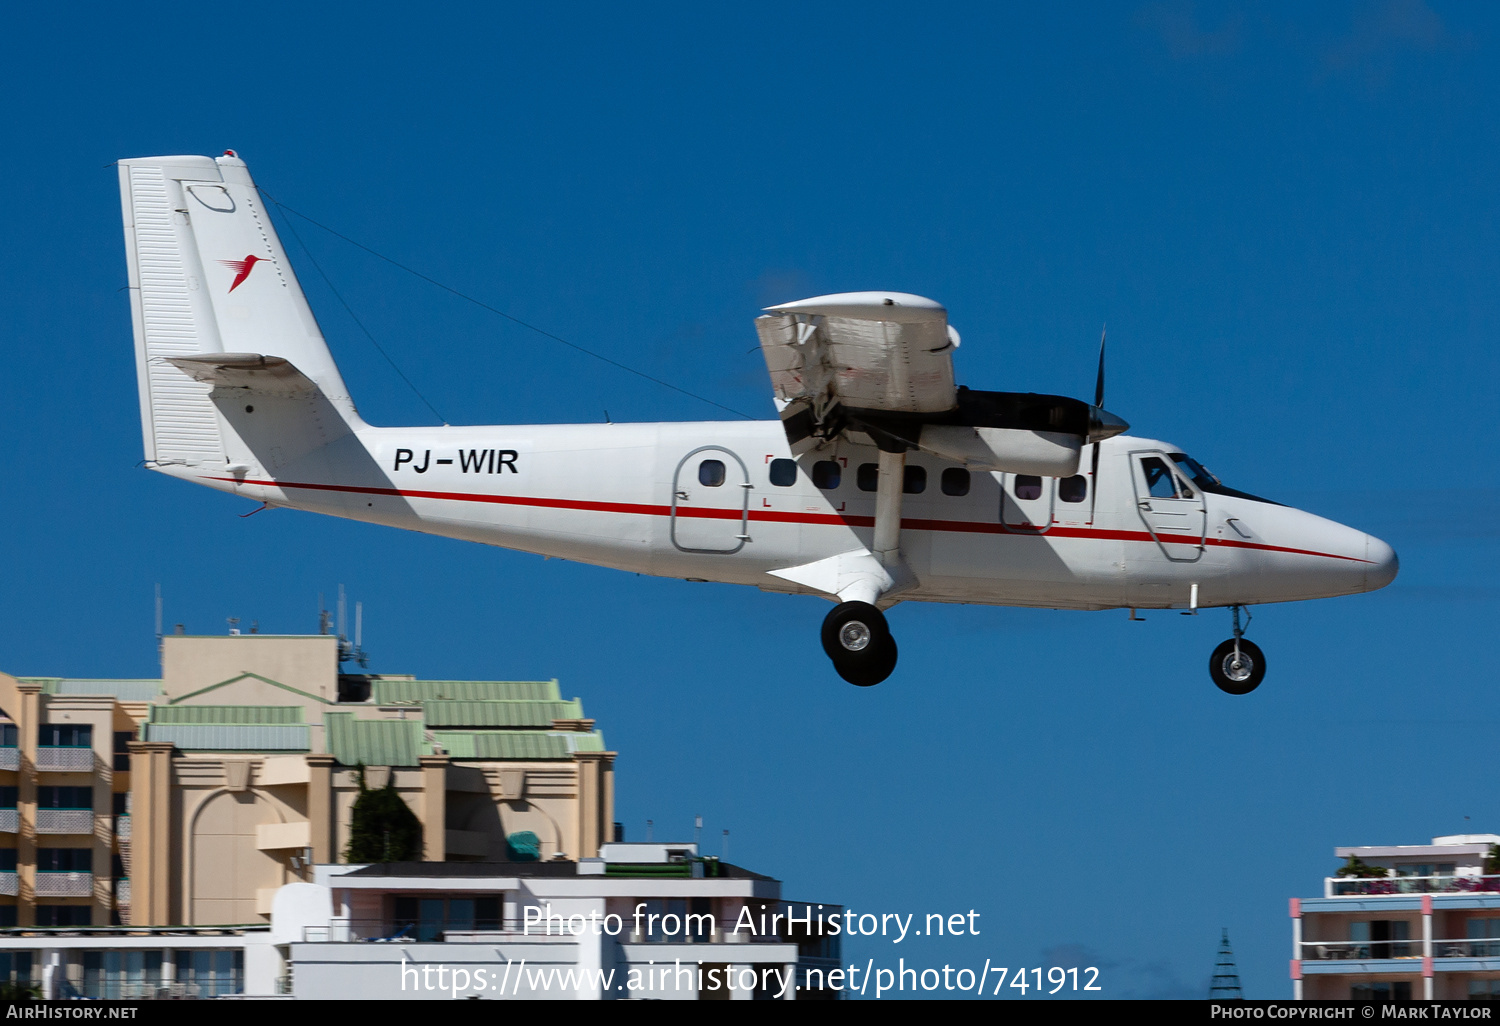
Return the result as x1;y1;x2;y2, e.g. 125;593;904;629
1364;534;1399;592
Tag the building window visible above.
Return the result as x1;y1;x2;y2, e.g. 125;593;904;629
113;732;134;773
768;459;797;487
1350;920;1411;959
175;950;242;997
34;905;91;927
0;951;29;982
83;951;161;1000
0;850;15;872
698;460;726;487
0;788;16;810
812;461;841;489
1059;475;1087;503
37;787;93;810
941;468;970;496
38;724;91;748
0;725;15;748
392;895;502;942
1469;980;1500;1000
37;848;91;872
1352;982;1411;1001
1467;918;1500;957
0;909;17;930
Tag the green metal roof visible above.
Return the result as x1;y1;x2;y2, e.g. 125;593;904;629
371;679;562;705
17;679;163;701
143;724;310;751
431;730;606;760
420;699;582;728
149;705;304;725
325;713;425;767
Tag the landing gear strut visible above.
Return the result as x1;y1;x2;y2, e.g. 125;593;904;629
1209;604;1265;695
821;602;899;687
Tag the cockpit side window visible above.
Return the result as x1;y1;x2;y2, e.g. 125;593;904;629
1141;457;1191;499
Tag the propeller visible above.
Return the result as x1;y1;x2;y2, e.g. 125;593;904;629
1089;327;1108;524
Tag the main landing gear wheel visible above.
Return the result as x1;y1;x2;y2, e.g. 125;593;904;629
821;601;898;687
1209;639;1265;694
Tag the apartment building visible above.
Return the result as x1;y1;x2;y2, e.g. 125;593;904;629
1291;834;1500;1000
0;631;615;931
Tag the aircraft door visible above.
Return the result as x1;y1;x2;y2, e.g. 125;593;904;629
670;446;751;554
1000;473;1053;534
1129;451;1206;562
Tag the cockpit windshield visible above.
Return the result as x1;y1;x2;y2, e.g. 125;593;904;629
1168;453;1282;506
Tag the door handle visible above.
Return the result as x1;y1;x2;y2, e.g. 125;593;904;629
1137;499;1152;511
676;490;689;501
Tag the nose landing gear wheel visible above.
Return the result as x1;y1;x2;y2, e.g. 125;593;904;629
1209;638;1265;695
821;601;898;686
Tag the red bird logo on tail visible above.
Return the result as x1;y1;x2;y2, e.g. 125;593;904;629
217;254;266;292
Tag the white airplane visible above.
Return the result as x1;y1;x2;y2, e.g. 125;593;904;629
117;152;1397;691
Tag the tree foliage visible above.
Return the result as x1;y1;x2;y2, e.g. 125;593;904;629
343;768;423;863
1485;844;1499;876
1335;855;1389;879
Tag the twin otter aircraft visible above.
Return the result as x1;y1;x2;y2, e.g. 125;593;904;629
118;152;1398;691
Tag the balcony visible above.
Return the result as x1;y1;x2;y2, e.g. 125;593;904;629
1324;873;1500;897
0;749;18;772
35;871;92;897
115;878;130;905
0;872;16;896
1302;938;1500;961
36;809;93;834
115;814;130;841
0;810;17;834
35;747;93;772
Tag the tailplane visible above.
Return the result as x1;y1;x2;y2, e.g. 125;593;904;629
118;152;361;471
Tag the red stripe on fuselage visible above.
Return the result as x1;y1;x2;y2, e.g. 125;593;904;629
202;476;1374;564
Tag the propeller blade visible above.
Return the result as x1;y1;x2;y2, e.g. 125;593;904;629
1094;326;1106;408
1089;441;1101;523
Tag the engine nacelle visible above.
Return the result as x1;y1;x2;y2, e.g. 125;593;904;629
920;425;1082;478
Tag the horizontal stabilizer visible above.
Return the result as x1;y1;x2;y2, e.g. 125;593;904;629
167;353;321;395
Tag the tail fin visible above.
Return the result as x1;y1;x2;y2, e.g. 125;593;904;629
118;152;360;469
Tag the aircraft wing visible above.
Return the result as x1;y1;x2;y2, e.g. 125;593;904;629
755;292;959;447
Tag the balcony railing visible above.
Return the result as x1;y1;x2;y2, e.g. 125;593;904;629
0;810;18;834
301;916;795;944
115;815;130;841
36;809;93;834
35;747;93;772
115;878;130;905
34;871;92;897
1325;874;1500;897
0;872;17;896
1302;938;1500;961
0;749;18;772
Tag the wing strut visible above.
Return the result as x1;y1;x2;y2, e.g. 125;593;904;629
872;450;906;569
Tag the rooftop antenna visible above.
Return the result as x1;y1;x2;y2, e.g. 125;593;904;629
723;829;730;862
646;819;653;842
154;584;163;641
694;814;702;847
318;593;331;636
335;586;369;668
227;617;240;636
1208;928;1244;999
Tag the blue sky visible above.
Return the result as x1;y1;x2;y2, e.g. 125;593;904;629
2;0;1497;998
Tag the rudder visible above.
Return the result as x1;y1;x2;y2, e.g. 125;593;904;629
118;152;360;469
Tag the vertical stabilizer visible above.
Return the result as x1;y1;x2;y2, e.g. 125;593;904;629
119;152;360;468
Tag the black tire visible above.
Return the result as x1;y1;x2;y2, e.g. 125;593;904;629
1209;638;1266;695
837;634;899;687
821;602;897;686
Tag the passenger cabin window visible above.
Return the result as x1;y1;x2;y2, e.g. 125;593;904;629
698;460;725;488
768;458;797;487
1141;457;1190;499
1059;475;1087;503
941;468;970;496
1013;475;1042;500
812;460;841;489
857;463;927;493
